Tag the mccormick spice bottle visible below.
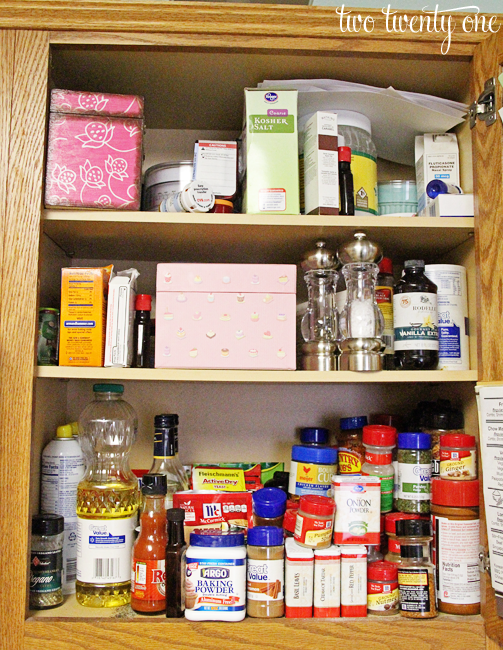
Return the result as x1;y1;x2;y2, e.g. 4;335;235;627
361;424;397;513
338;416;367;475
294;495;336;549
393;259;439;370
367;561;399;616
246;526;284;618
431;478;480;615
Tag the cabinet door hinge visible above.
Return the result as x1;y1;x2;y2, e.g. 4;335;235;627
469;77;497;129
479;545;491;574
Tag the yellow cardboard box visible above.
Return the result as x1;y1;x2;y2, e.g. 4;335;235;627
59;265;113;366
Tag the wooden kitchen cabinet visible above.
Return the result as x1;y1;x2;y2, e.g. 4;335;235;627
0;2;502;648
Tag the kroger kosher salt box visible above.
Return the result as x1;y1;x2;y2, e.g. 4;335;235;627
241;89;300;214
155;263;296;369
45;89;144;210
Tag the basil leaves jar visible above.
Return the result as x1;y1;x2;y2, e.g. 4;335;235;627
395;433;432;514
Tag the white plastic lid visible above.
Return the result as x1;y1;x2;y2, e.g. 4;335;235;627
180;181;215;213
314;544;341;558
144;161;193;189
285;537;314;559
298;110;371;136
341;544;368;557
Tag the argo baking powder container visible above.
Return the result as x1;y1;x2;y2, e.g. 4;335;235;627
184;529;246;622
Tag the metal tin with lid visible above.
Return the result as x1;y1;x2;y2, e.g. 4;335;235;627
142;161;194;211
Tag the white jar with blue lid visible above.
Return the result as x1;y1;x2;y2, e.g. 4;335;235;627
288;445;338;500
185;529;246;621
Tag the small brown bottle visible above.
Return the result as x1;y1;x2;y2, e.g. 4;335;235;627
165;508;187;618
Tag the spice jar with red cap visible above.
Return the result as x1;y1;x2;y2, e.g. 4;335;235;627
367;561;399;615
361;424;397;513
439;434;477;481
132;294;152;368
294;495;335;549
431;477;480;615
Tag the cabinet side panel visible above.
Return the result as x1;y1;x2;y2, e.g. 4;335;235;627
471;29;503;647
472;31;503;383
0;30;49;650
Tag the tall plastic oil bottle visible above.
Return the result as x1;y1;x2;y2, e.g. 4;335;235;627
76;383;139;607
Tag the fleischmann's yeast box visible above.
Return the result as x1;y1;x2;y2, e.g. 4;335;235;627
155;263;296;369
241;89;300;215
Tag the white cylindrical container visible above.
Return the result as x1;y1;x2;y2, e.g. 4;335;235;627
424;264;469;370
185;530;246;621
341;545;367;617
285;537;314;618
41;424;85;595
142;161;194;211
314;545;341;617
159;181;214;213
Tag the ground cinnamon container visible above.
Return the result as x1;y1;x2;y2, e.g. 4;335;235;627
246;526;284;618
431;477;480;614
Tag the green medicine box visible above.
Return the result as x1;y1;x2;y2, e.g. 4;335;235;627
241;88;300;215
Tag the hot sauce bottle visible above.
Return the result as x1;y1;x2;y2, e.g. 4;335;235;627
131;473;168;614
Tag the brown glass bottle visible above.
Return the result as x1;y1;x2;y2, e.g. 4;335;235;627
165;508;187;618
393;260;439;370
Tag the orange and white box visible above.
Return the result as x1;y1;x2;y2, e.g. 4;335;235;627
59;265;113;366
341;545;367;617
314;545;341;617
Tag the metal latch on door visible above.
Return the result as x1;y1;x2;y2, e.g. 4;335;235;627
469;77;497;128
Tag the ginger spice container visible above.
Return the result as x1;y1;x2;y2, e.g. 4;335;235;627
431;478;480;614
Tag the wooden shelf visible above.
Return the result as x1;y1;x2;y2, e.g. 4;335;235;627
35;366;478;383
25;600;486;650
42;211;474;263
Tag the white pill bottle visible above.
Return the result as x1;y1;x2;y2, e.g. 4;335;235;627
185;529;246;622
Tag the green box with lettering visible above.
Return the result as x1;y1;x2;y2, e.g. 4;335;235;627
241;88;300;214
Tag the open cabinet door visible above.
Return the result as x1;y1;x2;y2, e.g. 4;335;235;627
472;27;503;650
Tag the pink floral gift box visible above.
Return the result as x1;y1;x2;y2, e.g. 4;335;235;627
156;263;297;370
45;89;144;210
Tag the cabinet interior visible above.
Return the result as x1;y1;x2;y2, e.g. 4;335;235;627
31;39;479;622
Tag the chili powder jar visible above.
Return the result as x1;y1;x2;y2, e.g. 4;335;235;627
431;477;480;615
338;416;367;475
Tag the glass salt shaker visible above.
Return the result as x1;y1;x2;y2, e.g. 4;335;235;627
30;514;64;609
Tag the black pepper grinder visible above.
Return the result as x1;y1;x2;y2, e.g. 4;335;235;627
132;293;151;367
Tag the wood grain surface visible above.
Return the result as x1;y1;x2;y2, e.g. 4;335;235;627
24;615;486;650
0;29;49;650
471;28;503;648
0;0;499;55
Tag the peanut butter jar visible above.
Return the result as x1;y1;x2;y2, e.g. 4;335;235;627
431;478;480;615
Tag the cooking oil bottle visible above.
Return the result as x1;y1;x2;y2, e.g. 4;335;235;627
76;383;139;607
